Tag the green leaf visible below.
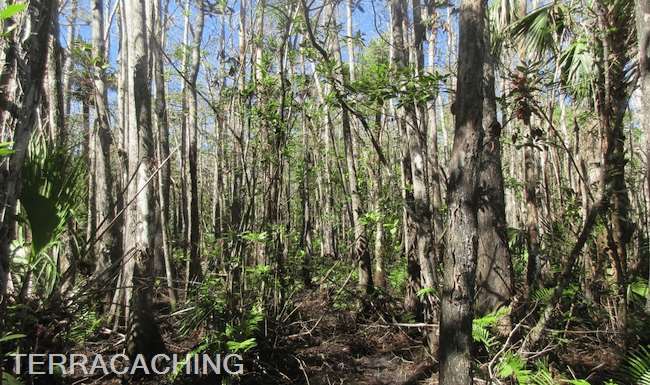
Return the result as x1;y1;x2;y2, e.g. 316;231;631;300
2;372;23;385
0;3;27;20
226;337;257;353
20;189;61;258
568;380;591;385
0;333;26;343
416;287;437;299
0;141;14;157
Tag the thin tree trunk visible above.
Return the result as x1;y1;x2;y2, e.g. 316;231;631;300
325;1;372;295
186;0;205;283
635;0;650;314
91;0;117;281
46;3;66;145
152;0;176;307
63;0;78;117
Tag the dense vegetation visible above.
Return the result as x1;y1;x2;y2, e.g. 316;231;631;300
0;0;649;384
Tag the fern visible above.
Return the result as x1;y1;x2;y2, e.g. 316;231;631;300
473;306;510;350
530;366;556;385
498;352;532;384
226;337;257;353
532;287;554;303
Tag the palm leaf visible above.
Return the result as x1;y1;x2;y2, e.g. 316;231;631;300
508;3;569;57
559;38;595;101
619;346;650;385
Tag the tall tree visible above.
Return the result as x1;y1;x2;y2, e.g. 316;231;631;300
439;0;484;384
186;0;205;284
594;0;633;343
636;0;650;314
91;0;118;278
476;24;513;318
123;0;166;359
151;0;176;307
0;0;55;305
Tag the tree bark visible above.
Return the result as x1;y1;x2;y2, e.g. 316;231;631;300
595;0;632;345
45;3;66;145
63;0;78;117
91;0;118;281
439;0;484;384
123;0;165;359
186;0;205;284
476;28;513;319
636;0;650;315
0;0;54;307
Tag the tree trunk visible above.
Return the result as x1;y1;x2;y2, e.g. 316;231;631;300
0;0;54;307
91;0;117;282
45;3;66;145
595;0;632;346
326;2;372;295
476;29;513;319
439;0;484;384
123;0;165;360
186;0;205;284
63;0;78;117
637;0;650;313
152;0;176;307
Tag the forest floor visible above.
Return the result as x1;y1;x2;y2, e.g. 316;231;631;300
25;284;632;385
54;288;436;385
243;289;436;385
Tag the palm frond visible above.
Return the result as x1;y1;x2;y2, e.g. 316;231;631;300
507;3;569;57
559;37;596;101
17;134;85;296
618;346;650;385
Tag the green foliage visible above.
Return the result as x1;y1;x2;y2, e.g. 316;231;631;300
473;306;510;350
2;373;23;385
1;332;25;385
559;38;595;101
0;141;14;157
498;352;592;385
618;346;650;385
179;275;227;336
360;210;382;226
21;137;84;256
13;137;84;297
0;3;27;21
416;287;437;299
0;333;26;343
68;310;102;344
628;280;649;304
241;230;268;243
498;352;532;384
529;366;557;385
531;287;554;303
226;337;257;353
508;3;569;56
387;260;408;293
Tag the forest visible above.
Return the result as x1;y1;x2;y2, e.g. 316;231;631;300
0;0;649;383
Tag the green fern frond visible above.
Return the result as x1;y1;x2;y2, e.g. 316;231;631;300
497;352;531;384
473;306;510;350
532;287;554;303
